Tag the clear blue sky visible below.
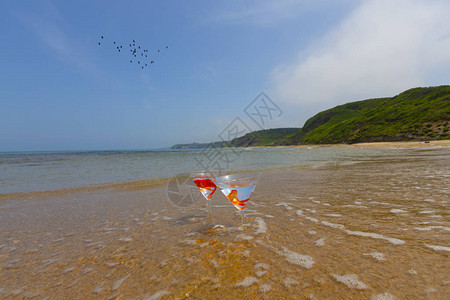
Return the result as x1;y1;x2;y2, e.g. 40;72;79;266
1;0;449;151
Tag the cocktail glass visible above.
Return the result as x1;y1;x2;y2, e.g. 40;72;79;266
191;171;219;217
214;172;262;224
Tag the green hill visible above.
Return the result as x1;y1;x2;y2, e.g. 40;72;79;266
276;86;450;145
171;128;299;149
229;128;300;147
171;141;226;149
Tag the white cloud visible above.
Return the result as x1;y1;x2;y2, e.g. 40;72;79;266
272;0;450;108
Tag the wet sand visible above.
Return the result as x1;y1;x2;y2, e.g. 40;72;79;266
0;146;449;299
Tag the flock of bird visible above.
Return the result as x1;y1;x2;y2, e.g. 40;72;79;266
97;35;168;71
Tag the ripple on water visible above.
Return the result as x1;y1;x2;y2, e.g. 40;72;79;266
143;290;171;300
425;244;450;252
113;275;130;290
254;217;267;234
331;274;368;289
277;247;314;269
321;221;405;245
255;262;270;277
118;237;133;242
276;203;294;210
236;234;254;241
363;252;386;261
235;276;259;287
414;226;450;231
371;292;396;300
283;277;299;288
390;209;407;213
259;284;272;293
314;238;326;246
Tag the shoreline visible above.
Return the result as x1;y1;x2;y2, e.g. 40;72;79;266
0;178;170;201
2;141;449;198
275;139;450;149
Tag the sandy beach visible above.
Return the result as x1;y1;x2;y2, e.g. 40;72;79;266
287;139;450;149
353;140;450;148
0;145;449;299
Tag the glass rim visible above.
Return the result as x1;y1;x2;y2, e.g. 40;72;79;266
215;172;262;182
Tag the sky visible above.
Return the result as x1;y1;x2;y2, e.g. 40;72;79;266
1;0;449;151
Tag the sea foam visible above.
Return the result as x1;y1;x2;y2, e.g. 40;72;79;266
278;247;314;269
235;276;259;287
321;221;405;245
331;274;368;289
371;292;396;300
425;244;450;252
254;217;267;234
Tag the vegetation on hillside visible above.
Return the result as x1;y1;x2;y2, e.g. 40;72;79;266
229;128;300;147
276;86;450;145
171;128;299;149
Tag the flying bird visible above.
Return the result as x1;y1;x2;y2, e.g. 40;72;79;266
98;35;169;71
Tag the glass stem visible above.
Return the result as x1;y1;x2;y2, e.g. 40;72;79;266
241;210;245;224
207;200;212;219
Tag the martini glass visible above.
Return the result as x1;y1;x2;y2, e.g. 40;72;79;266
214;172;262;224
191;171;218;217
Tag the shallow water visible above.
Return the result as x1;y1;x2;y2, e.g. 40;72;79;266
0;147;449;298
1;146;405;194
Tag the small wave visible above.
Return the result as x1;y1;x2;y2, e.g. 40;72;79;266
283;277;299;288
363;252;386;261
321;221;405;245
236;234;253;241
390;209;407;213
314;237;326;246
254;217;267;234
118;237;132;242
345;230;405;245
321;221;345;229
371;292;396;300
259;284;272;293
144;290;171;300
425;244;450;252
276;202;294;210
414;226;450;231
235;276;259;287
419;210;436;214
305;216;319;222
277;247;314;269
331;273;368;289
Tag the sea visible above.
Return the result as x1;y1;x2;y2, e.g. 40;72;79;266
0;145;449;298
1;146;409;194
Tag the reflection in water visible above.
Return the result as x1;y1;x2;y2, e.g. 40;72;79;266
0;148;449;298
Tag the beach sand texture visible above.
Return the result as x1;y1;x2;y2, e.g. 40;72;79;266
0;146;449;299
